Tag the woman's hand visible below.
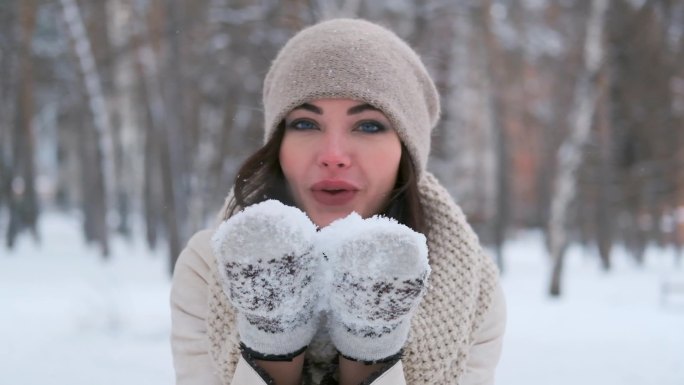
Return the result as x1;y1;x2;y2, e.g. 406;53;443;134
318;213;430;362
211;200;320;357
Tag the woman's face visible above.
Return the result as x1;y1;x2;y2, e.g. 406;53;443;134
279;98;402;228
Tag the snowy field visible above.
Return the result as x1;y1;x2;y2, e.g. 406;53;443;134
496;232;684;385
1;213;683;385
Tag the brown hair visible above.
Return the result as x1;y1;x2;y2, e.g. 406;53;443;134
225;123;426;234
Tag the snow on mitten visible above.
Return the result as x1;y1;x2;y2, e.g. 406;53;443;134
211;200;319;356
317;213;430;362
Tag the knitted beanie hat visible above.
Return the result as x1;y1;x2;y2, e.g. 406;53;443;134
262;18;441;177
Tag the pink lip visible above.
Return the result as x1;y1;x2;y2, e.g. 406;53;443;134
310;180;359;206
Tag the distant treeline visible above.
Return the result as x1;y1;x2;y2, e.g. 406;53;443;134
0;0;682;295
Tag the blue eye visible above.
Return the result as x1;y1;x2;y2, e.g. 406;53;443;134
287;119;317;131
357;121;386;134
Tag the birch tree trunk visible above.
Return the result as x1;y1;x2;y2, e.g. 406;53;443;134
548;0;609;296
131;0;181;274
109;0;140;237
60;0;114;256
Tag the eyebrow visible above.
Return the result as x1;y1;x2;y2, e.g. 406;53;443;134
293;103;322;114
347;103;380;115
291;103;380;115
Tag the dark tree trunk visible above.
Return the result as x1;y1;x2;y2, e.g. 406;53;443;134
143;130;160;250
7;0;39;249
163;0;185;274
479;0;509;273
76;110;110;256
595;63;612;271
131;0;182;273
0;2;18;232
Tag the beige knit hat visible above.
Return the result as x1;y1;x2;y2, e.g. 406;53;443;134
263;18;441;177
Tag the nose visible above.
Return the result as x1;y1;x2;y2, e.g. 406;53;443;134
317;131;351;169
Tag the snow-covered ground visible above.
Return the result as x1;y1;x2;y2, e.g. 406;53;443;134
1;214;173;384
1;213;683;384
495;232;684;385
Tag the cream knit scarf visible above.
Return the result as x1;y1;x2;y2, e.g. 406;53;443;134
206;172;499;384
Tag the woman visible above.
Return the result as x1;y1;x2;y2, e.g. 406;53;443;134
171;18;506;385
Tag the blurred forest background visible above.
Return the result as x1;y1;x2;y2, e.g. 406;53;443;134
0;0;682;296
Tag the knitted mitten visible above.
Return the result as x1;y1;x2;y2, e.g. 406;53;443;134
211;200;319;356
317;213;430;361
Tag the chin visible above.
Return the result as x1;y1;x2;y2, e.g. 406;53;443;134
312;214;342;229
311;210;356;228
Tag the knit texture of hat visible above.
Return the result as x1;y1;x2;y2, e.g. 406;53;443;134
262;18;441;177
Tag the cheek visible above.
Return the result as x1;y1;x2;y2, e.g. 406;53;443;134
368;140;402;193
279;136;308;191
279;140;296;181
